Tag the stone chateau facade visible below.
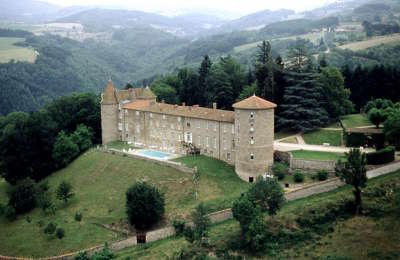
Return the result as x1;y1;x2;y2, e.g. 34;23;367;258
101;81;276;182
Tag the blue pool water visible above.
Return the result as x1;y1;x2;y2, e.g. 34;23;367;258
137;150;171;160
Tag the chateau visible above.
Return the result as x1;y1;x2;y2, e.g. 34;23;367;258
101;81;276;182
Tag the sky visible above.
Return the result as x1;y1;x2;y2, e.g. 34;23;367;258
43;0;334;17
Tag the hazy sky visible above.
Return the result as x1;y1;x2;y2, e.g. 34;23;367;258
43;0;333;17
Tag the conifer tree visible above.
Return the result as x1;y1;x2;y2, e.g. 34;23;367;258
255;41;275;101
198;55;212;106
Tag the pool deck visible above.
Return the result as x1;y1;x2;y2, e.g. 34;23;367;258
124;148;182;161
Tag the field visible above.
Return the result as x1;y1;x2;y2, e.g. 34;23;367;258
303;129;342;146
0;37;37;63
338;33;400;51
234;32;323;53
0;151;248;257
341;114;372;128
116;171;400;259
291;150;345;161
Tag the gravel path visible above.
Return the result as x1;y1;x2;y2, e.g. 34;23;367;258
274;141;375;153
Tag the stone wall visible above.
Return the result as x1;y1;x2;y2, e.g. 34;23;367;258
290;158;336;172
274;150;292;164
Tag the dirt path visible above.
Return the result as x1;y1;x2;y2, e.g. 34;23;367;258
274;141;375;153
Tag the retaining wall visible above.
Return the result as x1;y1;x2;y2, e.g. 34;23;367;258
290;158;336;172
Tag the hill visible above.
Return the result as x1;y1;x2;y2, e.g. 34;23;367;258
0;151;249;257
0;0;60;22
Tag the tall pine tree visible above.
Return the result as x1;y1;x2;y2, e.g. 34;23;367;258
279;46;329;132
255;41;275;101
198;55;212;106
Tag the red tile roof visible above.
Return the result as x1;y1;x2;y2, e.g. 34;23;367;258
232;95;276;110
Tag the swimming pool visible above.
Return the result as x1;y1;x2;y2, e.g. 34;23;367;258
136;150;172;160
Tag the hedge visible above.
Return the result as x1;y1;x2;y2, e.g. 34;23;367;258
345;132;365;147
366;146;395;165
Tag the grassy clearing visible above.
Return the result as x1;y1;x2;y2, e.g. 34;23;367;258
291;150;345;161
117;171;400;259
105;141;137;151
275;131;298;140
338;33;400;51
0;151;248;257
303;129;342;146
0;37;37;63
341;114;372;128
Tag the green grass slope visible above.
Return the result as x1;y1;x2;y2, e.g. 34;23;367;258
0;37;36;63
0;150;248;257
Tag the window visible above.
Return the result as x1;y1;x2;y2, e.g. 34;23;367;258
227;153;231;160
119;112;123;119
136;111;140;116
197;120;201;129
206;121;209;130
150;113;153;118
249;177;254;183
232;125;235;134
223;138;227;150
178;134;182;142
223;125;227;133
125;123;129;131
214;123;217;132
125;109;128;115
214;137;217;149
163;114;167;120
187;122;191;127
136;125;140;134
250;127;254;133
250;112;255;120
118;123;122;131
178;117;181;122
206;136;209;147
118;103;121;110
198;135;201;146
250;137;254;145
250;154;254;160
185;132;192;143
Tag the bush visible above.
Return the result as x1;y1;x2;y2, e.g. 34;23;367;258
172;219;186;236
56;181;74;203
273;163;289;180
75;212;83;222
0;202;3;216
44;222;57;235
293;171;305;183
74;251;89;260
366;146;395;165
247;177;285;215
8;178;37;214
317;170;329;181
91;243;114;260
56;228;65;239
126;182;165;229
4;205;16;221
71;124;93;152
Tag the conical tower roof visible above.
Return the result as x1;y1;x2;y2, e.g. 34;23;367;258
233;95;276;110
102;80;118;105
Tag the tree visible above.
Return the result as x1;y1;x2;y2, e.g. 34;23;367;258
232;195;260;234
336;149;368;214
238;83;257;101
319;67;354;119
56;228;65;239
52;131;79;168
56;181;74;203
7;178;37;214
247;177;285;216
198;55;212;106
191;203;211;242
151;82;179;104
126;182;165;229
44;222;57;236
384;111;400;149
219;55;246;100
209;65;234;110
71;124;93;153
368;108;387;128
255;41;275;101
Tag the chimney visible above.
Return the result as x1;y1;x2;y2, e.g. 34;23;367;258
182;102;186;107
213;102;217;110
161;99;165;104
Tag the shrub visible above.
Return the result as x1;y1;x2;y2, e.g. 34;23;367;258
56;228;65;239
4;205;16;221
273;163;289;180
75;212;83;222
71;124;93;152
44;222;57;235
317;170;329;181
191;203;211;243
56;181;74;203
366;146;395;165
293;171;305;183
91;243;114;260
126;182;165;229
74;251;89;260
0;202;3;216
345;132;366;147
37;192;55;214
8;178;37;214
172;219;186;236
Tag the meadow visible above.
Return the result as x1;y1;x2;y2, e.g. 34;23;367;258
0;37;37;63
338;33;400;51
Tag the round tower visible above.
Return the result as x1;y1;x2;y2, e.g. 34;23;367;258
101;80;119;145
232;95;276;182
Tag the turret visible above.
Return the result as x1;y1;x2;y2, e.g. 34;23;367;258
232;95;277;182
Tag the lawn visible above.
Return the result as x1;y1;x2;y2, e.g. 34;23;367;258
275;131;298;140
0;151;248;257
340;113;372;128
116;171;400;259
291;150;345;161
0;37;37;63
303;129;342;146
105;141;137;151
